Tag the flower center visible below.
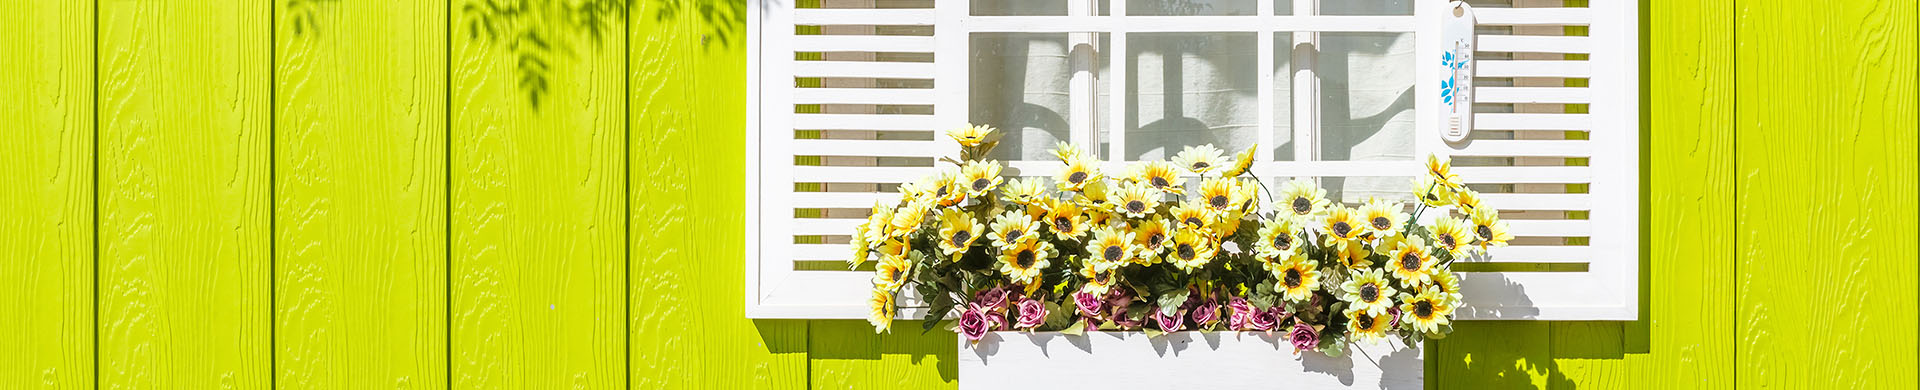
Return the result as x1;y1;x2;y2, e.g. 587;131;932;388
972;178;991;191
1150;176;1170;188
1191;162;1210;170
1360;284;1379;302
1016;250;1036;268
1415;300;1435;318
1439;233;1456;247
1185;216;1204;227
1272;234;1292;250
1291;197;1312;214
1284;269;1302;288
1127;200;1146;214
1332;222;1353;237
1146;233;1164;248
1005;229;1023;242
1209;195;1230;209
935;186;948;197
1053;217;1072;232
1400;253;1421;271
1476;225;1494;240
889;268;902;281
1177;244;1197;260
1094;271;1111;284
1068;171;1088;184
1355;313;1375;329
1371;216;1392;230
1103;246;1124;262
951;230;972;246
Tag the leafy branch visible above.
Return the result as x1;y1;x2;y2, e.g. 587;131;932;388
463;0;627;110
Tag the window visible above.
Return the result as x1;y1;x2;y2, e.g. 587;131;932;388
746;0;1639;321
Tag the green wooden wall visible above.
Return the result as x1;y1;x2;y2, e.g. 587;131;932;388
0;0;1912;388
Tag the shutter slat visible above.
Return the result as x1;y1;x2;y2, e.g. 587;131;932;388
1478;35;1590;54
793;139;944;157
1478;245;1590;263
1477;60;1590;78
794;61;936;79
1477;193;1591;211
1504;219;1590;237
793;114;940;131
1452;140;1591;158
1456;166;1590;184
792;35;936;53
1474;113;1591;130
1472;7;1591;26
794;244;851;261
792;8;936;26
793;88;936;105
795;218;870;235
794;166;928;183
793;191;904;208
1477;86;1590;104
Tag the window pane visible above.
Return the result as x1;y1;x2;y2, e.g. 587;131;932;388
970;33;1076;161
1122;33;1257;161
972;0;1067;16
1271;32;1294;161
1320;0;1412;15
1127;0;1255;16
1318;32;1415;201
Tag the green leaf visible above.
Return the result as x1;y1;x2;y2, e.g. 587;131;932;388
1061;319;1088;336
1155;289;1191;317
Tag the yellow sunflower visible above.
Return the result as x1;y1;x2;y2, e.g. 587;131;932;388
1398;287;1455;334
1385;236;1436;287
1114;182;1162;218
998;237;1055;285
1255;219;1302;258
1345;306;1394;342
1050;141;1086;163
947;123;995;147
1198;177;1241;213
1210;209;1246;238
1133;161;1187;195
1236;179;1262;214
1056;157;1103;192
1430;217;1476;259
868;288;895;333
1411;175;1456;208
930;172;967;207
1453;188;1485;215
1321;205;1367;246
1086;226;1138;265
960;160;1004;198
936;210;985;262
1333;238;1374;269
1220;144;1258;177
1425;267;1464;304
1340;269;1398;316
849;223;873;269
875;238;912;263
1358;197;1409;239
1277;178;1331;221
864;202;896;244
889;201;930;239
988;211;1039;248
1073;178;1115;212
1000;177;1048;207
1270;253;1321;303
1045;202;1090;239
873;252;912;292
1469;207;1514;253
1172;144;1228;175
1426;154;1464;190
1167;228;1217;272
1132;219;1172;262
1080;259;1119;295
1171;200;1216;230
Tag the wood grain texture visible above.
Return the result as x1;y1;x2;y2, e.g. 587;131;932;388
1736;0;1918;388
449;3;626;389
96;0;272;388
1435;322;1553;389
808;320;956;389
273;0;449;388
628;0;811;388
0;0;93;389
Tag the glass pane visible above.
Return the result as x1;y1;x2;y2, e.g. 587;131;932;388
1321;0;1413;15
1127;0;1255;16
972;0;1067;16
1318;32;1415;201
970;33;1076;162
1271;32;1294;161
1122;33;1258;161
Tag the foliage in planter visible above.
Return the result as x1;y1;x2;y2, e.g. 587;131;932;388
853;125;1514;356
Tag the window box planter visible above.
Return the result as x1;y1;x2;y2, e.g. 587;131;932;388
958;331;1423;389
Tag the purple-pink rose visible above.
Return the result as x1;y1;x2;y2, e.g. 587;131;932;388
959;308;989;341
975;287;1010;312
1247;307;1278;331
1288;321;1319;352
1153;308;1185;332
1074;291;1105;319
1227;297;1254;330
1015;298;1047;329
1387;306;1402;328
1191;300;1220;328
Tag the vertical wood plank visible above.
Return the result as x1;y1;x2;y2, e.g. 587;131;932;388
1436;322;1552;389
629;0;810;388
1736;0;1918;388
0;0;93;388
274;0;450;388
808;320;956;389
96;0;272;388
449;3;626;389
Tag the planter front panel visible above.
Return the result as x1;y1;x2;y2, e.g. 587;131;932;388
959;332;1423;389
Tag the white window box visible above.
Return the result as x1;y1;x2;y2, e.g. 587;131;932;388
959;332;1423;389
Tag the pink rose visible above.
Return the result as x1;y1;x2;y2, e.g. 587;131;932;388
971;303;1007;331
1015;298;1047;329
1191;300;1220;328
975;287;1010;312
1074;291;1105;319
959;308;989;341
1227;297;1254;330
1247;307;1278;331
1153;308;1185;332
1387;306;1402;328
1288;321;1319;352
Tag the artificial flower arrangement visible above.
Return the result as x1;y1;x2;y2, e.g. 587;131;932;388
851;124;1513;357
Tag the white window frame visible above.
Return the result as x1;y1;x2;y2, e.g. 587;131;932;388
745;0;1639;321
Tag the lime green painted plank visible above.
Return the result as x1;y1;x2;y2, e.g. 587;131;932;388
274;0;449;388
449;6;627;389
628;1;809;389
808;321;956;389
1735;0;1918;388
1436;322;1552;389
0;0;93;388
96;0;272;388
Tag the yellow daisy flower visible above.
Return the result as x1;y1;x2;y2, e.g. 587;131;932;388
1345;306;1394;342
1198;177;1241;213
1425;267;1464;304
1277;179;1331;221
1427;154;1464;190
1133;161;1187;195
1085;226;1138;266
930;172;967;207
1411;175;1456;208
1073;178;1115;212
1045;202;1090;239
1220;144;1258;177
1171;200;1216;230
875;239;912;263
873;252;912;292
1430;217;1476;259
1340;269;1398;316
1254;219;1302;259
1236;179;1262;214
1386;236;1436;287
1453;189;1485;215
998;237;1055;285
1056;157;1103;192
1398;287;1455;334
1132;219;1172;262
1167;228;1217;272
988;211;1039;248
936;210;985;262
1000;177;1048;207
1172;144;1228;175
849;223;873;269
1080;260;1119;295
1114;182;1162;218
864;202;895;244
947;123;995;147
1050;141;1086;163
868;288;895;333
1210;209;1246;238
1270;253;1321;303
1333;238;1374;269
1358;197;1409;239
1322;205;1366;246
1469;207;1514;252
889;201;931;238
960;160;1004;198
